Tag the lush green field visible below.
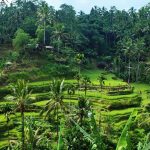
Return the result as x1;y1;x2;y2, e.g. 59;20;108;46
0;69;150;149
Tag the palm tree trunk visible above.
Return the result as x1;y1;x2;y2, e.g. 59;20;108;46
57;36;60;53
128;57;131;84
85;85;87;97
7;117;10;148
44;19;46;45
69;95;71;112
21;109;25;150
78;65;81;95
56;105;58;141
100;81;103;92
118;56;121;77
136;55;140;82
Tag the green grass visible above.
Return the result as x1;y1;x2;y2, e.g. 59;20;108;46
33;99;78;107
101;93;138;100
0;101;14;105
0;69;150;148
0;140;8;148
0;114;6;122
131;83;150;105
82;69;126;85
33;100;49;106
106;108;136;116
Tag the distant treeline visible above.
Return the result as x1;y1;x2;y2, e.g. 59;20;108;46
0;0;150;82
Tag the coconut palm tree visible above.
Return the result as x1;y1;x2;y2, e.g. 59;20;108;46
40;79;67;139
122;37;134;83
77;96;90;125
66;83;75;98
81;76;91;97
11;79;31;150
66;83;75;110
134;38;144;82
51;23;66;53
37;1;49;45
97;74;106;91
75;53;84;76
74;73;82;95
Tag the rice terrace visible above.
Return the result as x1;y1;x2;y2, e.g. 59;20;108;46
0;0;150;149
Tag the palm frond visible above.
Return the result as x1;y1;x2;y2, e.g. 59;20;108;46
71;118;95;144
116;109;138;150
89;111;104;149
57;122;64;150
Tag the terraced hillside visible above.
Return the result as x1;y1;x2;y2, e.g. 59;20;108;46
0;70;150;149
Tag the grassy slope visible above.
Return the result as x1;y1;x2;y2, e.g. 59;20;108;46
0;69;150;148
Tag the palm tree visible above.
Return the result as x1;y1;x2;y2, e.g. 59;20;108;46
37;1;49;45
66;83;75;97
40;79;67;139
122;37;134;83
134;38;144;82
97;74;106;91
74;73;82;95
64;97;92;149
51;23;66;53
75;53;84;76
81;76;91;97
66;83;75;109
77;96;90;125
11;79;31;150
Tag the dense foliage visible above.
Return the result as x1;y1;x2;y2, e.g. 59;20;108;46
0;0;150;82
0;0;150;150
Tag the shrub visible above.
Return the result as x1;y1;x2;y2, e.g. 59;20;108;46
29;84;50;93
145;103;150;112
7;51;19;62
0;75;8;85
13;28;30;51
7;71;30;83
30;93;50;103
107;89;133;95
41;63;77;79
107;97;141;110
0;87;11;99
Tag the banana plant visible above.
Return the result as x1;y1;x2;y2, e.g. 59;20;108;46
71;110;104;150
116;109;138;150
57;121;64;150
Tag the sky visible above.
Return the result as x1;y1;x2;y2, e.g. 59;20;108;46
45;0;149;13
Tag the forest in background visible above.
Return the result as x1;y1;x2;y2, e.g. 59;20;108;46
0;1;150;150
0;0;150;83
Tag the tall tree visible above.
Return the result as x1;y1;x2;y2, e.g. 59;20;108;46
40;79;67;139
13;28;31;52
51;23;66;53
11;79;31;150
81;75;91;97
37;1;49;45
